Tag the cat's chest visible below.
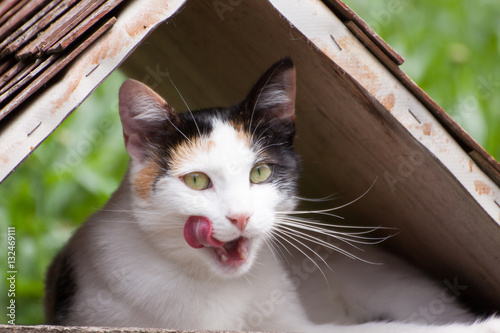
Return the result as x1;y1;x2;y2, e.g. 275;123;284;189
134;268;262;329
140;253;283;330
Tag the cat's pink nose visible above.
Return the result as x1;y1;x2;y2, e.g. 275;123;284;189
227;214;250;231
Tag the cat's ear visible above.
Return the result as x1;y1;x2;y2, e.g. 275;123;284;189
245;57;296;122
119;79;179;162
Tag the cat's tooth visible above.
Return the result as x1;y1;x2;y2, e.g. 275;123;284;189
215;247;227;261
239;249;248;260
238;239;249;260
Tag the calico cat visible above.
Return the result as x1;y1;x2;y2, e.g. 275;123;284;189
45;58;500;332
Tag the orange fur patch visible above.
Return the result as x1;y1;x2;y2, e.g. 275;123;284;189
237;129;250;143
169;137;212;175
134;162;161;200
169;123;251;175
229;120;251;145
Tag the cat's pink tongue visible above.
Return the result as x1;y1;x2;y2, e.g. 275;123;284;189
184;216;225;249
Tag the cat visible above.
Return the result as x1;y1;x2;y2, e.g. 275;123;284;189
45;58;500;332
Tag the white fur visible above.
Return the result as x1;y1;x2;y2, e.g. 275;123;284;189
60;119;500;332
255;83;291;110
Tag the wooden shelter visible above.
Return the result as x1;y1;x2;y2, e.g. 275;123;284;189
0;0;499;331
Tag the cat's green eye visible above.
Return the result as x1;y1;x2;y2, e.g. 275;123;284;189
183;172;211;190
250;163;272;184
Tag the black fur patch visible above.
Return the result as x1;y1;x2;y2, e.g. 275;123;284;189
45;251;77;324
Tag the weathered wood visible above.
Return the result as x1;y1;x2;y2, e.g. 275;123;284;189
0;61;29;91
0;0;64;56
0;58;43;96
0;324;238;333
0;58;50;105
0;0;31;27
344;19;500;184
0;17;117;121
0;0;49;41
48;0;125;54
16;0;108;59
321;0;405;65
0;0;17;21
0;57;15;77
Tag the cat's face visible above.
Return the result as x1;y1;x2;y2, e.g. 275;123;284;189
118;59;299;278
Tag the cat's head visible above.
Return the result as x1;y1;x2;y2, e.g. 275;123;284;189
118;58;299;278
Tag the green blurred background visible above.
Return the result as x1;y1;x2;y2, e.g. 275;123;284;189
1;0;499;325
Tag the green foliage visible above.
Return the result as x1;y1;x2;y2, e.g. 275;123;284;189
1;0;499;325
0;71;128;324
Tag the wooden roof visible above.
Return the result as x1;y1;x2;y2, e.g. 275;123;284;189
0;0;499;316
0;0;123;121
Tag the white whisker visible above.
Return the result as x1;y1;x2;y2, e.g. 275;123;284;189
271;229;330;284
277;217;394;239
280;177;379;216
167;72;201;137
276;224;383;266
292;194;341;202
251;119;266;144
263;237;281;264
268;232;294;258
275;224;362;261
273;227;332;270
165;115;193;144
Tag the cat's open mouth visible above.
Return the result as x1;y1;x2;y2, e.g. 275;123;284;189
184;216;250;266
215;237;249;263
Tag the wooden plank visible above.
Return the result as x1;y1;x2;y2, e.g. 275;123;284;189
0;0;30;27
0;58;15;77
470;150;500;186
16;0;108;59
0;61;29;91
1;0;78;58
0;58;48;105
321;0;404;65
0;58;43;95
0;0;48;41
0;0;184;185
0;1;17;20
0;324;197;333
344;19;500;186
48;0;125;54
0;17;117;121
344;20;399;72
0;0;64;55
322;2;500;183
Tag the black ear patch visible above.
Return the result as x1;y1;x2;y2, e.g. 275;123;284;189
245;57;296;123
232;57;297;147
